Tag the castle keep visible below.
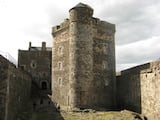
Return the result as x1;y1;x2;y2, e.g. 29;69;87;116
0;2;160;120
52;3;116;110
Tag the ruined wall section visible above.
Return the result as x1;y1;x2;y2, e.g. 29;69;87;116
92;18;116;109
52;19;70;109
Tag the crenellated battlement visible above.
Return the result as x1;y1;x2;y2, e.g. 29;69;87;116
52;18;69;35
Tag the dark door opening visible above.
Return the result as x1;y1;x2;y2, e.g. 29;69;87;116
41;81;47;90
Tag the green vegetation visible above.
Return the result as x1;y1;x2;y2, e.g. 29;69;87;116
23;110;145;120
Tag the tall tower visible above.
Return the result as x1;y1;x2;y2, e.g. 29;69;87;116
52;3;116;111
69;3;93;109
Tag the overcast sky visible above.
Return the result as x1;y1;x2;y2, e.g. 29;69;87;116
0;0;160;71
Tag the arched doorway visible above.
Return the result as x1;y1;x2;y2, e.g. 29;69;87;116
41;81;47;90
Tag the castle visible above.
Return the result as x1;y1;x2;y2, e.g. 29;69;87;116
51;3;116;110
0;3;159;120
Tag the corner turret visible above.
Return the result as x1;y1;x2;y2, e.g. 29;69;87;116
69;3;93;24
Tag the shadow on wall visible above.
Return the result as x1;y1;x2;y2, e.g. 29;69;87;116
31;99;64;120
116;63;151;113
30;80;64;120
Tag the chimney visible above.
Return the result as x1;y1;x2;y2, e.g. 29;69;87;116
29;42;32;51
42;42;46;51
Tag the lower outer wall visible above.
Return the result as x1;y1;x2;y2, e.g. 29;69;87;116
117;61;160;120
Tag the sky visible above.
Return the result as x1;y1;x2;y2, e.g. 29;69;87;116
0;0;160;71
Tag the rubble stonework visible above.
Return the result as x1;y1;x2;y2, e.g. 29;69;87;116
0;2;160;120
51;3;116;110
18;42;52;93
117;60;160;120
18;42;52;109
0;55;31;120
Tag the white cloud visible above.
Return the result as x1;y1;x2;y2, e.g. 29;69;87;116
116;35;160;71
0;0;160;71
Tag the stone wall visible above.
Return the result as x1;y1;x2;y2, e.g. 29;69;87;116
52;3;116;111
0;55;31;120
52;20;70;109
18;42;52;111
117;60;160;120
18;42;52;93
92;18;116;109
0;55;8;120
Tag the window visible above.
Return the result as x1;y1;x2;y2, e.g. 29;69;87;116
58;46;63;55
56;25;60;29
58;62;63;70
30;61;37;69
20;65;26;70
102;43;108;54
40;99;43;104
104;79;109;86
58;77;62;86
41;81;47;90
18;96;21;102
102;61;108;70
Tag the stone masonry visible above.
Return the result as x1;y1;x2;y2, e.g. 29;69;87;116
18;42;52;109
18;42;52;93
1;2;160;120
52;3;116;111
0;55;31;120
117;60;160;120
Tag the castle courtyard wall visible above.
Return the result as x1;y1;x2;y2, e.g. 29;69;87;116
117;60;160;120
0;55;31;120
0;55;8;120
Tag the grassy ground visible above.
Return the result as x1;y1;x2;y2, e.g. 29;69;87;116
28;110;145;120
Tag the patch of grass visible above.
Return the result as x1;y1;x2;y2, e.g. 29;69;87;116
102;111;117;117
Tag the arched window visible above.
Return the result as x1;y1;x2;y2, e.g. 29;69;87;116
58;62;63;70
30;61;37;69
41;81;47;90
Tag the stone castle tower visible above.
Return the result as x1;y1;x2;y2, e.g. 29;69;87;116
52;3;116;110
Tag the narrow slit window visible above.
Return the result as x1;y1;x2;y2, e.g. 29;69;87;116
58;46;63;55
58;77;62;86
